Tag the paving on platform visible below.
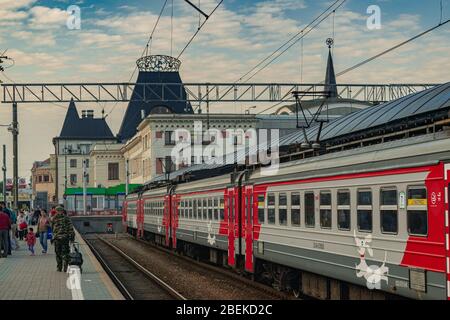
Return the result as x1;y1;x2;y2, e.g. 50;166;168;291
0;230;123;300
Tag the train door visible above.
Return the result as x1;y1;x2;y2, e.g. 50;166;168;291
446;164;450;300
164;195;171;247
225;187;236;267
171;195;179;249
244;185;254;272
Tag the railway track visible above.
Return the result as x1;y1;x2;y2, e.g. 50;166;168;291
85;235;186;300
133;237;294;300
100;234;292;300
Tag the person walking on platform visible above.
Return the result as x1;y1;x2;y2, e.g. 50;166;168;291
32;208;40;226
51;206;75;272
37;210;50;254
25;227;36;256
0;209;11;258
10;208;19;250
0;202;12;255
17;211;27;241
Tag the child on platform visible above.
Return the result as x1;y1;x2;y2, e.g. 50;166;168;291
25;227;36;256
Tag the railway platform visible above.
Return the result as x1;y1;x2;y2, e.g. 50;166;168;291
0;231;123;300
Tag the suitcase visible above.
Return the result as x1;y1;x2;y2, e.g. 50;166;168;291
69;242;84;273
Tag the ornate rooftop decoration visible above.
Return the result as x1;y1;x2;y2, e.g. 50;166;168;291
136;55;181;72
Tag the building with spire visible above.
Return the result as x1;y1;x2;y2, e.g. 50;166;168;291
275;40;372;116
53;99;119;203
117;55;194;142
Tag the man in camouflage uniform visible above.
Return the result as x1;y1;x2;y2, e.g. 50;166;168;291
51;206;75;272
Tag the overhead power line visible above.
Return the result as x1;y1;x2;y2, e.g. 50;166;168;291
177;0;224;59
335;18;450;78
243;0;347;84
234;0;344;85
256;19;450;115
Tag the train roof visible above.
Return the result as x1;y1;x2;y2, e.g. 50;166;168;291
248;131;450;184
144;83;450;187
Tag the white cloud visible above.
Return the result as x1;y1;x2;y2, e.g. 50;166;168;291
28;6;69;29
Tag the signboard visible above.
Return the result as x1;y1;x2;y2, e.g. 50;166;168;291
5;178;29;190
6;178;12;191
19;178;27;189
408;199;427;206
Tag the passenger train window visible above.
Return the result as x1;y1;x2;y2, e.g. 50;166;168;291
380;188;398;234
202;199;206;219
219;198;225;220
279;193;287;226
268;193;275;224
337;190;350;230
291;193;300;226
407;186;428;236
305;192;315;228
208;199;213;220
257;195;265;224
214;198;219;220
320;191;332;229
357;189;372;232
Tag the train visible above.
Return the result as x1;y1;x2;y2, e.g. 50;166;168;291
123;131;450;300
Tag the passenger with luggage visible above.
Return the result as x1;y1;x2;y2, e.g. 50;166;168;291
37;210;50;254
51;206;75;272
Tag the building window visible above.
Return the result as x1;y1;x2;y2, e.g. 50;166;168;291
156;158;164;175
85;174;89;184
156;131;163;139
70;174;77;184
165;131;175;145
337;190;351;230
85;159;89;168
165;156;175;173
70;159;77;168
108;163;119;180
38;176;43;183
43;175;49;182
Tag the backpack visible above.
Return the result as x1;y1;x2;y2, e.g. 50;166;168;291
69;242;84;273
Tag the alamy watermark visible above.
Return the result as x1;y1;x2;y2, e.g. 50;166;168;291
367;5;382;30
67;5;81;30
170;121;280;176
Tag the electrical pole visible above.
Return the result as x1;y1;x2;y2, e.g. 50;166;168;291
83;159;87;215
12;102;18;210
2;145;6;204
125;159;129;196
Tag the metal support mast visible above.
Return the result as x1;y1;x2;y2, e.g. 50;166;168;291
12;102;18;209
82;159;87;215
2;145;6;204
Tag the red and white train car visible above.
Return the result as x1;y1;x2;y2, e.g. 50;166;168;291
124;133;450;299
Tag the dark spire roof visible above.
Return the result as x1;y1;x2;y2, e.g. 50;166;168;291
324;48;338;98
117;70;193;142
57;98;115;140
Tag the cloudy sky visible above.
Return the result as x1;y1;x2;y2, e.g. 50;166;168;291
0;0;449;177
